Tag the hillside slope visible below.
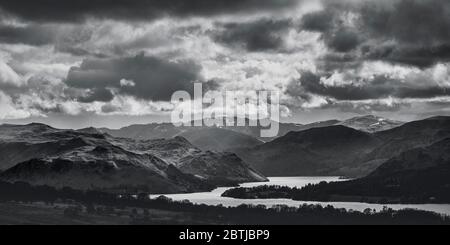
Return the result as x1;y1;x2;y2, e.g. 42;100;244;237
236;126;382;177
292;138;450;203
100;123;263;152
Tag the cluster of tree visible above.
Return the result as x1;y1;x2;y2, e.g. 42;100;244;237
222;178;450;204
1;180;449;225
221;185;297;199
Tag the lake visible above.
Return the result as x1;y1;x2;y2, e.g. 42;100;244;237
154;177;450;216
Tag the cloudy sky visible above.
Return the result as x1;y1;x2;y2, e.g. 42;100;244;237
0;0;450;128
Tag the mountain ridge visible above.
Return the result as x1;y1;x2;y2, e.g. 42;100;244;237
236;116;450;177
0;123;266;193
236;125;382;177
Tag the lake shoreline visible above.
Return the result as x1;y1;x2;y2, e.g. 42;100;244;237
157;177;450;216
222;188;450;205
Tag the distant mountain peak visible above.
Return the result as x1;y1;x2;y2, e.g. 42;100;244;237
76;127;108;136
345;115;391;122
0;122;53;129
339;115;404;133
26;122;52;127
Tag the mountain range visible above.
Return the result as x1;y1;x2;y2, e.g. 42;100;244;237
235;116;450;177
0;123;266;193
1;115;446;198
100;115;403;152
99;123;264;152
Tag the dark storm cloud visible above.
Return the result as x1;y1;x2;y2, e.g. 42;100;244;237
0;23;102;58
0;0;300;23
325;28;361;53
0;24;55;45
212;18;293;52
301;9;335;32
357;0;450;68
65;53;202;102
301;6;361;53
363;43;450;69
358;0;450;45
301;0;450;68
316;53;360;72
301;3;361;53
287;71;450;101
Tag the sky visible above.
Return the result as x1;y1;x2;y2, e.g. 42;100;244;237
0;0;450;129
